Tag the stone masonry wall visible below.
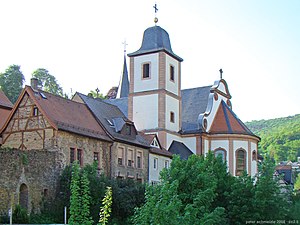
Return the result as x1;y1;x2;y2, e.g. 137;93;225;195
0;149;60;215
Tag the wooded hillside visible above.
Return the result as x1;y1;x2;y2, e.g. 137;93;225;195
245;114;300;162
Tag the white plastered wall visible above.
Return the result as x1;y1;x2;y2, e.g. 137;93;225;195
166;95;180;132
133;94;158;130
133;54;159;92
149;153;171;183
166;133;196;154
165;55;179;95
211;140;230;168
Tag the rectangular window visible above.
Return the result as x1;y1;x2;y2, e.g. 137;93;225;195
165;160;169;168
128;149;133;167
142;63;150;79
77;149;83;167
118;147;124;166
170;111;175;123
70;148;75;164
170;65;175;81
154;158;158;170
94;152;99;162
137;152;142;169
33;106;39;116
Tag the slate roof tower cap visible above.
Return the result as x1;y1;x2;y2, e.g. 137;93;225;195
128;25;183;62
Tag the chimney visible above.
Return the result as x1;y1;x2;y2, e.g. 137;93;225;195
31;78;38;90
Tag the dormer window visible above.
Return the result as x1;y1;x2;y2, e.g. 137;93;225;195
125;124;131;135
142;63;150;79
151;138;159;148
170;65;175;82
107;119;114;127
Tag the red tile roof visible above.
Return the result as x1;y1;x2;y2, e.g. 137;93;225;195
2;86;111;142
210;101;255;136
0;91;13;108
0;91;13;130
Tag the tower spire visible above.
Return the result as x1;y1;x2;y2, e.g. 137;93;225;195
119;44;129;98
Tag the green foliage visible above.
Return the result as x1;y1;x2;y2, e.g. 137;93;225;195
110;178;145;224
246;114;300;162
13;204;29;224
32;68;64;96
81;169;94;225
69;161;93;225
294;173;300;191
69;161;83;224
98;186;112;225
133;153;297;224
88;88;105;99
134;153;227;225
20;152;29;165
226;174;256;224
254;156;290;221
0;64;25;103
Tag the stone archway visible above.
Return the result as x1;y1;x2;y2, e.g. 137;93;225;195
19;183;28;210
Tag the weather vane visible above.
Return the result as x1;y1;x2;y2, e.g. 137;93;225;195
153;3;158;24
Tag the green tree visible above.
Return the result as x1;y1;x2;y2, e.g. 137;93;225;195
32;68;63;96
87;88;105;99
98;186;112;225
295;173;300;191
69;161;82;225
254;156;290;221
0;64;25;103
81;169;93;225
133;153;227;225
226;173;256;224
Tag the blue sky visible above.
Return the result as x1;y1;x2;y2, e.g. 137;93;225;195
0;0;299;122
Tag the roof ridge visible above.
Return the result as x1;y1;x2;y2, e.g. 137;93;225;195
182;85;212;91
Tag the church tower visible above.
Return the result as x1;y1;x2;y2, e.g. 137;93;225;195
128;25;183;149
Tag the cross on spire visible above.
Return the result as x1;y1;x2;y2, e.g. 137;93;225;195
219;69;223;79
153;3;158;13
122;39;128;53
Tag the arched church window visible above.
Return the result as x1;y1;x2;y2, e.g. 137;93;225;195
19;183;29;210
252;150;257;161
214;148;226;162
236;148;246;176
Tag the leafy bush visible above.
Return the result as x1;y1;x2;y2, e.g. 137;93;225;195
13;204;29;224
